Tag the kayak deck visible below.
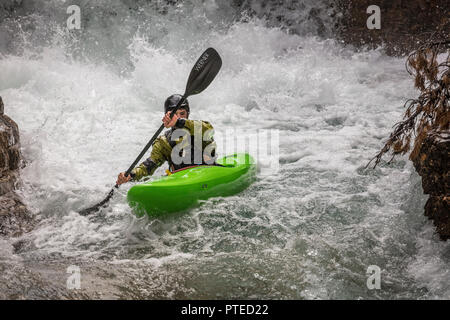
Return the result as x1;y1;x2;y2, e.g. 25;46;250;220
127;153;256;216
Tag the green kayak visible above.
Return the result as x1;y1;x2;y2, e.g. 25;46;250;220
127;153;256;217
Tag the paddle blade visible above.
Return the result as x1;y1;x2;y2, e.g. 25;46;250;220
185;47;222;96
79;187;116;216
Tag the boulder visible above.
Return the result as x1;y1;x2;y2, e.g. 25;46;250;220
0;96;33;237
412;130;450;240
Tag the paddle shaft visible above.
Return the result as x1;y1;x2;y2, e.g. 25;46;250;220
123;96;187;179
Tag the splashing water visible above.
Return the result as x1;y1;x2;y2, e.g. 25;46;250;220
0;0;449;299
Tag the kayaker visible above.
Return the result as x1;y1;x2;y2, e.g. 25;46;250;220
116;94;216;185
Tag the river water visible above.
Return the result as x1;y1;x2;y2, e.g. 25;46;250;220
0;0;449;299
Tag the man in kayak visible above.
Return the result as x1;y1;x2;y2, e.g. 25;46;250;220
116;94;216;185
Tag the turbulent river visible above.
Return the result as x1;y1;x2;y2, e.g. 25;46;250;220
0;0;449;299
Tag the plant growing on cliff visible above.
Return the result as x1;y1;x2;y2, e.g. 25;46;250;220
367;34;450;168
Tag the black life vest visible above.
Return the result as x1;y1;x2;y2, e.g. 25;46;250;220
164;128;216;172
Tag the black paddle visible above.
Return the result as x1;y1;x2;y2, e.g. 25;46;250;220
79;48;222;216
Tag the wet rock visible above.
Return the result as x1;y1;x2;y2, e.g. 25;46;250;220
412;130;450;240
325;116;346;127
245;100;259;112
413;131;450;195
0;192;34;237
0;96;33;237
334;0;449;56
424;196;450;240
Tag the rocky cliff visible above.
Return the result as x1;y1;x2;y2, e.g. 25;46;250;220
412;131;450;240
0;97;33;237
334;0;450;56
366;25;449;240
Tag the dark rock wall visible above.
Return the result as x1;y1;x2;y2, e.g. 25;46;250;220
412;131;450;240
334;0;450;56
0;97;33;237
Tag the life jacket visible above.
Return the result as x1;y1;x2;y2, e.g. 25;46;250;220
164;128;216;172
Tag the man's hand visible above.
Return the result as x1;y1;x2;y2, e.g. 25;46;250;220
116;172;132;185
163;111;179;128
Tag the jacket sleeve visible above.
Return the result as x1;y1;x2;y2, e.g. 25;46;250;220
130;137;169;180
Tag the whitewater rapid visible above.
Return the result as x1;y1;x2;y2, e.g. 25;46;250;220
0;0;449;299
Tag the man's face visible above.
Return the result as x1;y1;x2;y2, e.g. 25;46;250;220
175;108;188;119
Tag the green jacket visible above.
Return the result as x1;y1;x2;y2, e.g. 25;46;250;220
130;119;216;181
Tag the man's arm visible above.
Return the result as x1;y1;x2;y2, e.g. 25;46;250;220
116;137;169;185
129;158;159;181
130;137;169;181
